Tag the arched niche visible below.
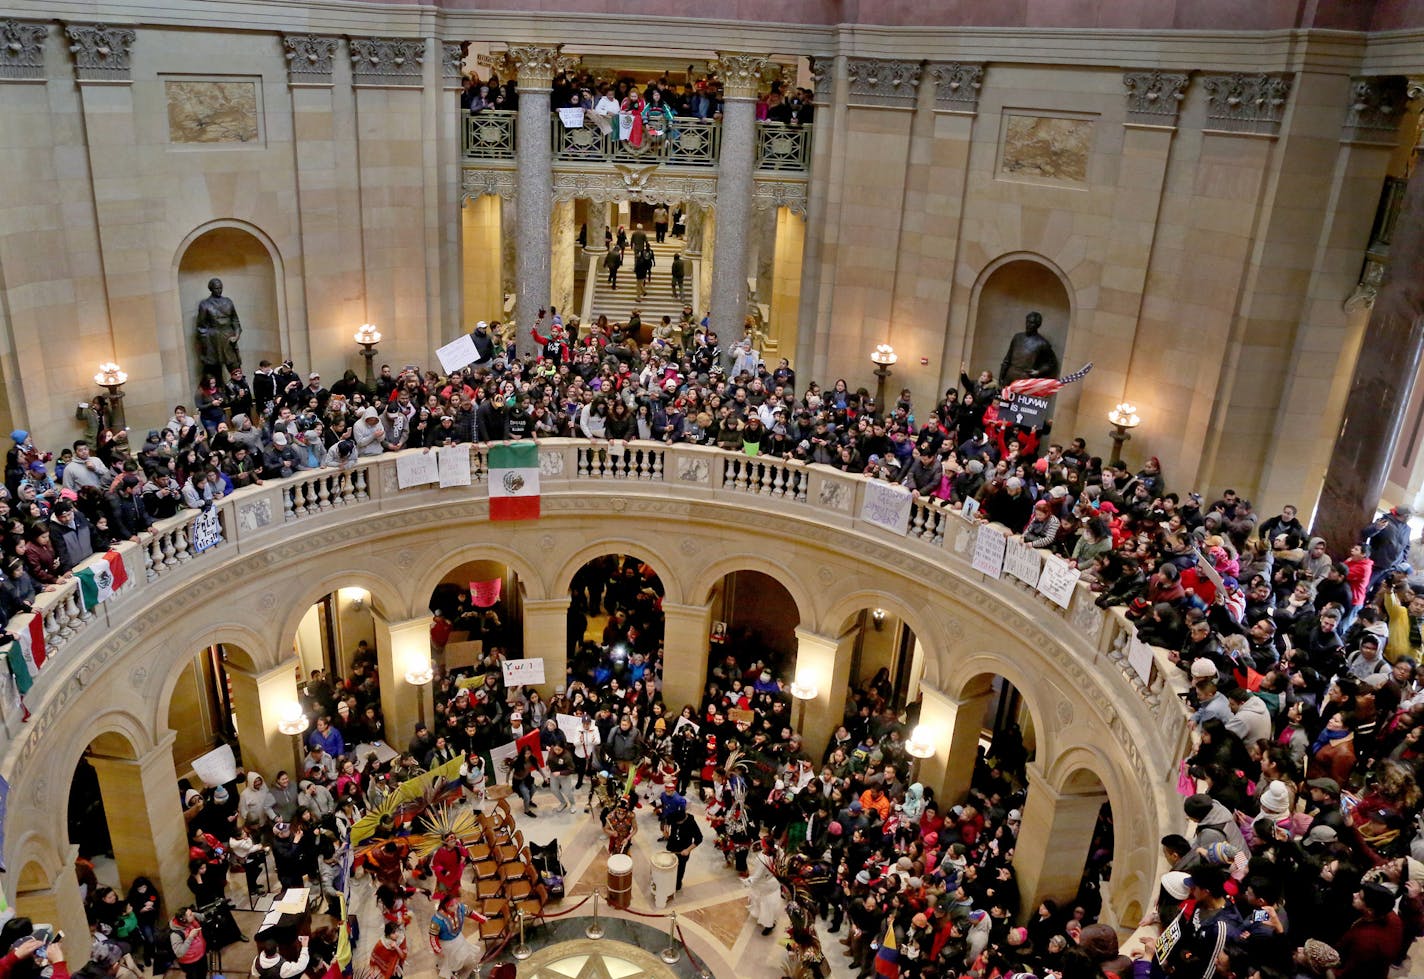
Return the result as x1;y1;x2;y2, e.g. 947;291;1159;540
968;254;1072;381
176;222;286;394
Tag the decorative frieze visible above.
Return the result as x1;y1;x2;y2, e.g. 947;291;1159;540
1200;72;1292;136
442;42;465;86
0;20;48;82
713;52;774;101
349;37;424;88
64;24;136;83
505;43;562;91
752;178;808;216
1341;75;1407;144
281;34;339;86
551;169;717;206
930;62;983;114
1123;70;1189;126
847;57;921;109
462;167;517;203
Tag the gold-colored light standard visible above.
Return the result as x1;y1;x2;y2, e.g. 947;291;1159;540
354;324;383;388
1107;402;1140;467
276;701;310;769
94;362;129;430
905;724;936;784
790;674;818;735
870;344;898;412
404;652;434;728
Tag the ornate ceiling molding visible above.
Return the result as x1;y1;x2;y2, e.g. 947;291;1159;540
551;168;718;206
64;24;135;83
847;57;922;109
1122;69;1189;126
349;36;425;88
0;20;48;82
1341;75;1408;144
462;167;517;203
753;178;808;216
929;62;983;114
1200;71;1292;136
712;52;774;101
506;43;562;91
281;34;340;86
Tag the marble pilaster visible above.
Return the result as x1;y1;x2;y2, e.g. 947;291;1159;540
88;731;190;902
661;601;714;715
500;196;518;307
226;660;303;784
510;43;561;354
372;615;434;745
914;680;995;804
584;198;609;255
709;52;773;344
792;625;856;761
752;203;777;304
522;597;571;698
1013;763;1109;915
550;198;576;317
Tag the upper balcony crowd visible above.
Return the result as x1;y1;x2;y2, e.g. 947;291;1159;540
6;290;1424;976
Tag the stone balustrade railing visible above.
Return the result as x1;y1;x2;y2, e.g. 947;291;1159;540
0;441;1190;764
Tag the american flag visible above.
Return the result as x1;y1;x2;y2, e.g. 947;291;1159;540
1003;362;1094;399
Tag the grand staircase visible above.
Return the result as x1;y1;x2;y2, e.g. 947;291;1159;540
580;237;699;331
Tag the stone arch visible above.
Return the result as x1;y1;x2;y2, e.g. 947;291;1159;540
150;623;268;741
686;552;815;627
551;538;684;606
965;251;1074;380
819;588;944;657
269;568;410;660
406;541;548;620
173;219;290;394
940;651;1054;762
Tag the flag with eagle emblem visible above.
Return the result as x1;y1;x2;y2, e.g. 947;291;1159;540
75;551;129;610
488;442;540;521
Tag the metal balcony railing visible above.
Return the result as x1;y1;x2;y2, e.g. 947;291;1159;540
754;122;812;172
552;113;721;168
463;109;517;160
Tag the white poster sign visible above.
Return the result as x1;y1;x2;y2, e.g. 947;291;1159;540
557;107;586;128
352;741;399;771
555;713;583;743
1036;556;1082;609
673;716;700;738
971;524;1007;578
396;451;439;489
1004;536;1043;586
190;507;224;554
438;447;472;487
436;334;480;374
1127;635;1156;686
501;657;546;687
192;744;238;787
962;496;980;521
859;480;912;536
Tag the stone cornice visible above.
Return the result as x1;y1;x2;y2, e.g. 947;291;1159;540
0;19;47;82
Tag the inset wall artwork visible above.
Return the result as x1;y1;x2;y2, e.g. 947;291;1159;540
165;78;261;145
1000;113;1093;184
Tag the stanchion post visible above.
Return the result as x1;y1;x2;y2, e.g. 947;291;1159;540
513;909;532;960
660;910;680;964
585;891;605;940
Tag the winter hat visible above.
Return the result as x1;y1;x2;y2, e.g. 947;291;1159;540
1204;842;1239;865
1049;485;1070;499
1007;926;1028;946
212;786;229;803
911;913;929;929
897;856;913;872
9;431;26;443
272;432;288;446
855;869;871;886
967;460;984;474
907;876;923;889
1302;939;1340;970
89;942;125;969
1007;809;1022;823
1190;658;1219;679
828;821;843;837
1257;780;1290;820
1183;794;1214;820
1160;870;1191;900
849;801;863;813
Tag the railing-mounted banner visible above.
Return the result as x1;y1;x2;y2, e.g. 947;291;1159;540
860;480;912;535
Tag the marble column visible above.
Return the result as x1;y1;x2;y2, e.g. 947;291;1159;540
584;199;609;255
88;731;190;902
522;597;572;698
1314;78;1424;550
792;625;857;760
683;202;705;257
510;44;562;355
227;660;303;780
1013;763;1109;915
798;55;847;380
915;679;995;802
709;53;774;344
661;601;714;714
372;615;434;744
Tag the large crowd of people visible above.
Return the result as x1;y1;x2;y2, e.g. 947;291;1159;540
6;280;1424;979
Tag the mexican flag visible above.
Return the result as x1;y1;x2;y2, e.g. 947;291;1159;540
5;615;46;695
488;442;540;521
75;551;128;610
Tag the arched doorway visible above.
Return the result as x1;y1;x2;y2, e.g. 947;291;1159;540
427;558;526;673
176;224;284;392
968;255;1071;380
566;554;664;691
708;570;799;677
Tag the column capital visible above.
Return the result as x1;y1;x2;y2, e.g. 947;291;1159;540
847;57;922;109
1200;71;1292;136
929;62;984;114
349;36;425;88
227;657;301;684
808;56;831;104
89;728;177;764
506;43;563;91
282;34;341;87
714;52;775;100
442;41;466;89
1;19;49;82
524;596;572;613
1342;75;1409;144
1122;69;1188;127
64;23;136;83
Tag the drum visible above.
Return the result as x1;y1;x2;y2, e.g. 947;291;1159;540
607;853;634;909
650;851;678;909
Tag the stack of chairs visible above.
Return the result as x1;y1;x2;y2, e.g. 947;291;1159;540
464;797;551;951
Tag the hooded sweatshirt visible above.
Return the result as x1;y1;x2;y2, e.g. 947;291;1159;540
1191;798;1247;853
238;771;277;829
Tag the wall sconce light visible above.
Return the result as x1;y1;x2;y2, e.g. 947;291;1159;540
277;701;309;737
94;362;129;430
405;651;434;726
870;344;897;410
789;674;818;732
905;723;936;781
354;324;383;388
339;587;369;610
871;608;887;631
1107;402;1141;467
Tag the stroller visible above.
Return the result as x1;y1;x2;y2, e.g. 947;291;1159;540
529;838;566;900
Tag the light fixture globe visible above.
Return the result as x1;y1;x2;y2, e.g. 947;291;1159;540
870;343;898;367
1107;402;1140;429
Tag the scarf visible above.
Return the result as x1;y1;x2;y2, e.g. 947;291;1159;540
1310;726;1351;756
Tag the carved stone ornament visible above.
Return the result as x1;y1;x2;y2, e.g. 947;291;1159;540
506;43;562;90
0;20;48;82
808;56;830;104
753;178;808;216
1341;75;1407;144
442;41;465;87
349;36;425;87
65;24;136;83
282;34;339;86
930;62;984;113
713;52;774;100
1410;77;1424;101
1201;72;1292;136
1123;70;1189;126
551;169;718;206
462;167;517;203
847;57;922;108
